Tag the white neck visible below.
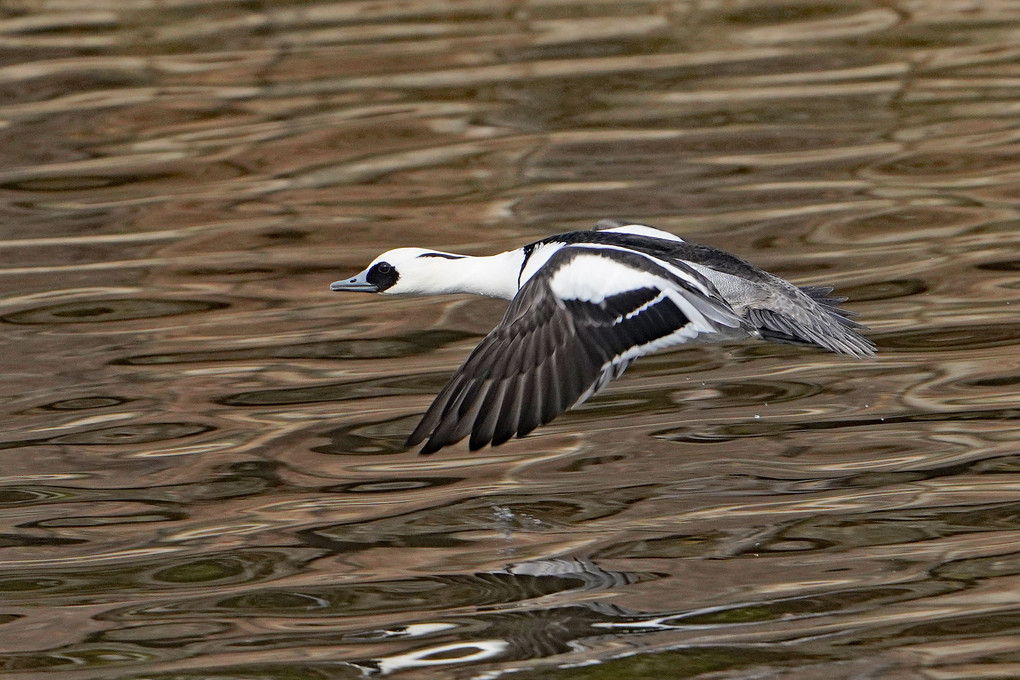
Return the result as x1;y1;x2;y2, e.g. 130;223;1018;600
402;249;525;300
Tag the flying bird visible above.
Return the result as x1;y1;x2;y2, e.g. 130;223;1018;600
331;220;874;454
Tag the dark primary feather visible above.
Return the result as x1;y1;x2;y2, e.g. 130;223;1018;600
406;248;711;455
799;285;857;320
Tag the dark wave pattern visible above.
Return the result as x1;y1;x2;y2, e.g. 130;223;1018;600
1;1;1020;679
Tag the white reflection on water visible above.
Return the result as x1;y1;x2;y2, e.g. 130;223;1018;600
374;639;509;675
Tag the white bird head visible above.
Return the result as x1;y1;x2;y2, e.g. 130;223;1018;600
330;247;474;296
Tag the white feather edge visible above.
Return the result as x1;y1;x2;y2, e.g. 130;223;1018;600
597;224;685;242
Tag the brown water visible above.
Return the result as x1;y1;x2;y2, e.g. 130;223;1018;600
2;1;1019;678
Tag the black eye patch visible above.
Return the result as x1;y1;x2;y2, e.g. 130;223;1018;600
367;261;399;291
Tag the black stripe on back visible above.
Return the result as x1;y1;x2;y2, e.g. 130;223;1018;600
418;252;466;260
531;229;770;285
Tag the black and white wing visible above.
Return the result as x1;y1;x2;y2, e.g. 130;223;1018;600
406;246;745;454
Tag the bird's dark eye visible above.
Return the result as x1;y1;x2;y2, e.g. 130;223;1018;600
376;262;392;274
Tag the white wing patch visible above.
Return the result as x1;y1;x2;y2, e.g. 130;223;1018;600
548;253;663;303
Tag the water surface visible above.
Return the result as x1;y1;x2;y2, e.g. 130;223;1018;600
2;1;1020;678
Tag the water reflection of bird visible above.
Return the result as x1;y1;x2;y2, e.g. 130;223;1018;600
331;220;875;454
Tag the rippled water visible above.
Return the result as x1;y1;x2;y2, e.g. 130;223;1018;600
2;1;1020;678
